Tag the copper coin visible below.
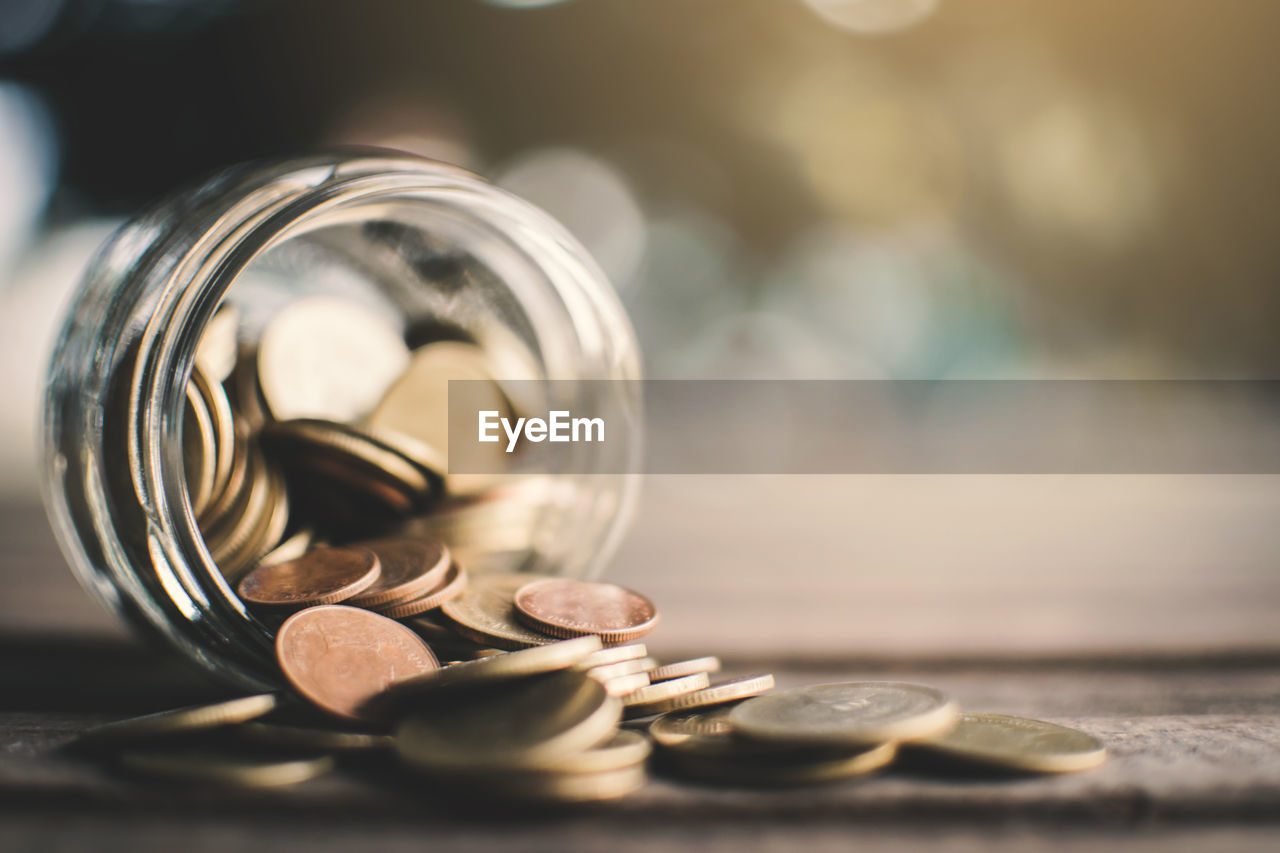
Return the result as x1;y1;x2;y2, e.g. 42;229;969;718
347;537;451;608
513;578;659;644
238;547;381;607
275;605;439;722
372;561;468;619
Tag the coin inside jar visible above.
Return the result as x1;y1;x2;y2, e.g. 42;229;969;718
238;547;381;608
513;577;659;644
257;295;410;423
346;537;452;608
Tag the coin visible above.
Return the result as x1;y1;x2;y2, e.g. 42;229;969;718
182;374;217;517
257;295;410;423
389;635;602;696
635;674;775;717
237;721;393;752
513;578;659;644
371;560;468;619
347;536;452;608
621;672;711;718
575;643;649;670
912;713;1108;773
228;343;270;429
650;704;898;786
194;301;240;383
729;682;958;747
662;739;897;787
539;729;651;773
238;547;381;608
255;528;315;568
650;656;721;682
189;361;236;505
217;462;290;581
77;694;278;747
601;671;651;698
363;425;447;491
275;605;439;722
368;341;510;479
204;444;272;573
118;750;334;788
439;573;558;650
263;419;435;515
587;657;658;683
198;416;251;529
484;765;646;804
394;669;621;772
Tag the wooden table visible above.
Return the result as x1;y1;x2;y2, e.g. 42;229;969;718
2;476;1278;851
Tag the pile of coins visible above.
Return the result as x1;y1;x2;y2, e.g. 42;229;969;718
80;294;1107;801
185;294;539;584
74;558;1107;800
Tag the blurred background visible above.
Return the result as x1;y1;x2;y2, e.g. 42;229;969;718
0;0;1276;658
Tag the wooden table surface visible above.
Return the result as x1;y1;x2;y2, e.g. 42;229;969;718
2;476;1278;852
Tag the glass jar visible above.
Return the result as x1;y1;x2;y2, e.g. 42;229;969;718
41;151;642;691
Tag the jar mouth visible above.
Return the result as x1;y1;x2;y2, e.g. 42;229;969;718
73;152;642;687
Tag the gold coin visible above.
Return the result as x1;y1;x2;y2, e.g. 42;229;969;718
236;721;393;752
363;425;446;491
390;635;602;696
650;656;722;682
228;344;270;430
651;704;897;786
189;361;236;506
574;643;649;671
194;301;239;383
198;416;251;530
439;573;558;650
483;765;646;804
182;373;217;517
538;729;651;774
371;561;468;619
257;295;410;423
912;713;1108;773
118;750;334;788
662;741;897;787
263;418;434;514
395;669;621;773
204;444;272;574
77;694;278;746
636;674;775;717
216;461;290;581
368;340;510;480
621;672;711;718
601;671;651;698
255;528;315;568
587;657;658;683
729;682;958;747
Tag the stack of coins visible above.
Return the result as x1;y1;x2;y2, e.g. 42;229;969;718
184;295;536;587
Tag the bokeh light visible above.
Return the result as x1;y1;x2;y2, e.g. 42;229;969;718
0;222;122;498
496;148;648;293
801;0;940;35
0;83;58;278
